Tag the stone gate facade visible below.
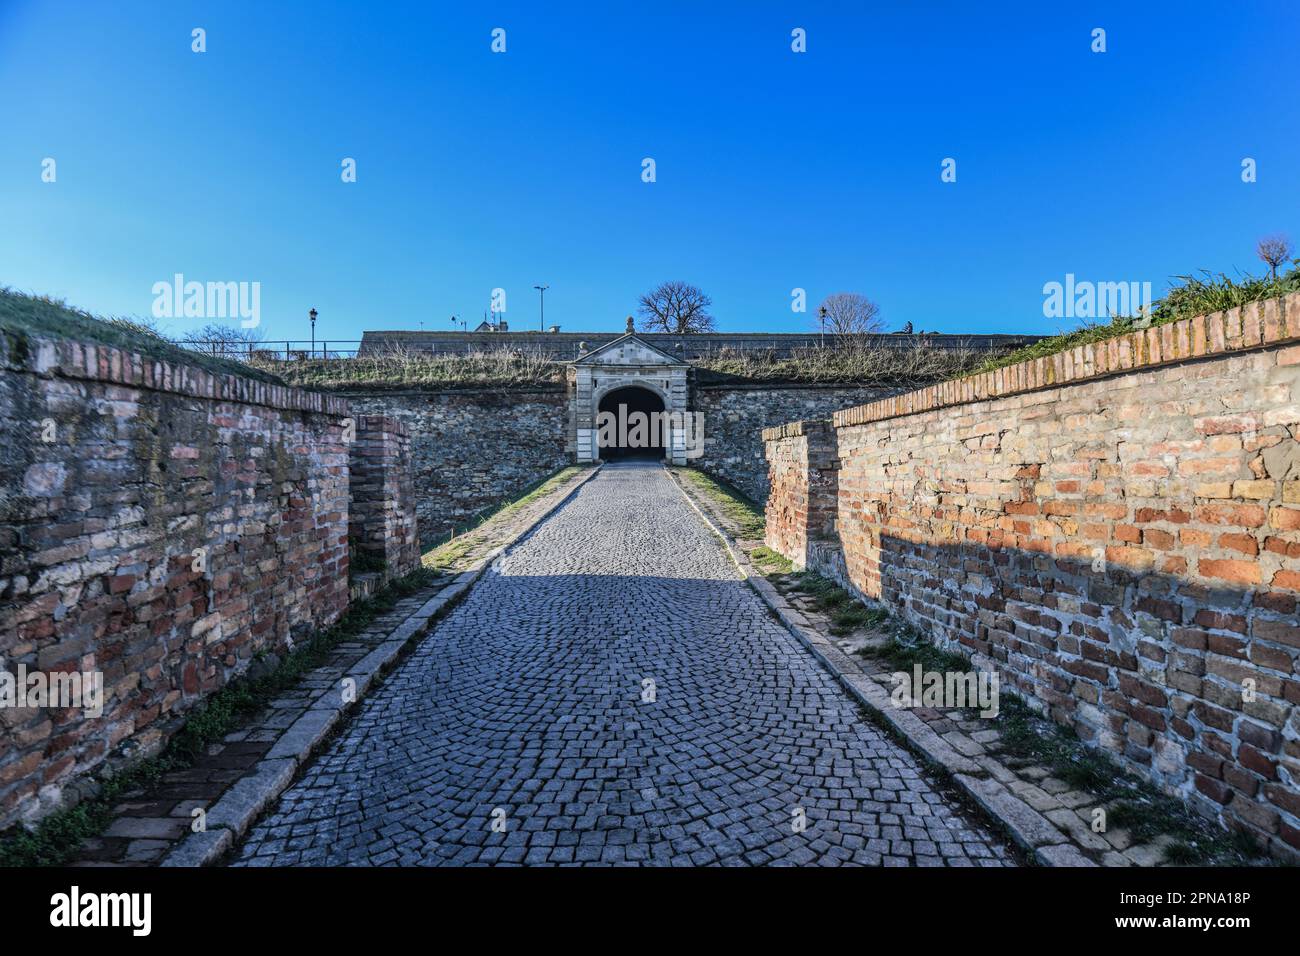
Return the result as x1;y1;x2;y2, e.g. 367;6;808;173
568;332;691;465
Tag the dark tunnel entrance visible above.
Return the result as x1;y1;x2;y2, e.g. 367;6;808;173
597;386;665;460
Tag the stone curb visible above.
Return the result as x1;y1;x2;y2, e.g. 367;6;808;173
666;468;1090;867
160;464;603;867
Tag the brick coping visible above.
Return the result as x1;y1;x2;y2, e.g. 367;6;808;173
2;331;351;417
823;292;1300;430
761;419;830;442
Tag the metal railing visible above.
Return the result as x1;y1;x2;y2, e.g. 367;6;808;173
175;340;364;362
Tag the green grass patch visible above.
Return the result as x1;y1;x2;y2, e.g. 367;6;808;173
859;629;974;675
995;695;1134;797
695;340;987;385
676;468;766;539
421;466;587;571
749;545;793;574
0;567;436;868
788;571;890;635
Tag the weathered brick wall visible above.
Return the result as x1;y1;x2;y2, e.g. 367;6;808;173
0;333;352;828
695;384;895;502
349;416;419;581
343;387;570;546
765;295;1300;858
763;420;838;566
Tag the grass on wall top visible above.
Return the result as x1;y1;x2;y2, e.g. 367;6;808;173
0;289;287;386
275;341;990;390
973;266;1300;375
271;345;566;390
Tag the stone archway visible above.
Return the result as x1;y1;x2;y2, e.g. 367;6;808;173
597;385;666;460
568;332;690;465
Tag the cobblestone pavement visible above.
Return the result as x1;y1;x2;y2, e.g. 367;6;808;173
233;461;1015;866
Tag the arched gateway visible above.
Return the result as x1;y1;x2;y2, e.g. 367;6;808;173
567;331;691;465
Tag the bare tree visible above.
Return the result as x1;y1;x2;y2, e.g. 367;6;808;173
816;293;883;340
186;323;266;358
637;281;716;334
1257;234;1293;280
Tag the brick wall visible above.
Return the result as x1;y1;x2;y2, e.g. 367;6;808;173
343;387;570;546
762;420;839;567
764;295;1300;858
0;332;352;828
349;416;419;582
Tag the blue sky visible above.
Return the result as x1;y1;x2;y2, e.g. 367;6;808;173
1;1;1297;342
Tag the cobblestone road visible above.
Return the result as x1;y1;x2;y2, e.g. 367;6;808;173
233;461;1014;866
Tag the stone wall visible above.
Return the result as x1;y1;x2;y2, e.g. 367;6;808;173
349;416;419;582
694;383;897;503
764;295;1300;858
342;382;895;537
343;387;570;546
0;332;352;828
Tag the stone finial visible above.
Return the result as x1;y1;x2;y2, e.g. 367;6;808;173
626;315;634;334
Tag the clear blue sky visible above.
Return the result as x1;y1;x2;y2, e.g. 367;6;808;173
2;1;1297;342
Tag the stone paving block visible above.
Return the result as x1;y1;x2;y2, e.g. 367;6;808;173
229;462;1015;868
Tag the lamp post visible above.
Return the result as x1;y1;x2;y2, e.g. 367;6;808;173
818;304;827;348
309;308;318;358
533;284;549;331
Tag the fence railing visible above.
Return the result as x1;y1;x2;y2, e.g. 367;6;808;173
175;340;364;361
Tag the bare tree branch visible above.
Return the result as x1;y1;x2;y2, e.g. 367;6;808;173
637;281;716;334
816;292;883;341
1257;234;1293;280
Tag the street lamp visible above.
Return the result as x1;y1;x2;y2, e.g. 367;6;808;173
533;284;549;331
309;308;318;358
818;304;827;347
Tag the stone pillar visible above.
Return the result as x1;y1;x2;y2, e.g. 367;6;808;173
572;366;597;462
349;415;419;581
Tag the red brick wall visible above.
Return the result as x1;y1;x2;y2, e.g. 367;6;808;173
349;415;419;581
765;294;1300;858
0;333;352;828
763;419;838;568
